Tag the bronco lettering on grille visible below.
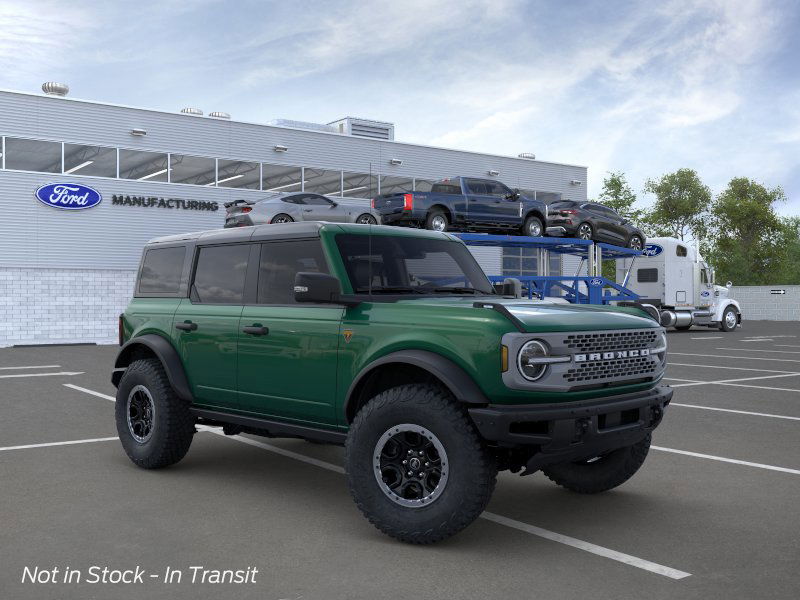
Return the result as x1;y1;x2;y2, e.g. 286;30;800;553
574;348;651;362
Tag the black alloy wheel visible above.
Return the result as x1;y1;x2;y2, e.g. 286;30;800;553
356;214;378;225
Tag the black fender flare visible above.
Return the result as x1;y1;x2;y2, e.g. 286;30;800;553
112;334;193;402
344;349;489;420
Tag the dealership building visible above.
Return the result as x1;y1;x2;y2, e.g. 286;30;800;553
0;85;587;346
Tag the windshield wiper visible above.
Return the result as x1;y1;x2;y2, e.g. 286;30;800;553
353;286;427;294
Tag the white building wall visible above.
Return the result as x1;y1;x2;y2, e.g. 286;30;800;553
0;268;135;347
729;286;800;322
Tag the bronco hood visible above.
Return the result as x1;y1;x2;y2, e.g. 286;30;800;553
496;300;658;332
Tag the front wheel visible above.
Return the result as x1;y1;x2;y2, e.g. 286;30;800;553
542;434;651;494
345;384;497;544
356;213;377;225
522;215;544;237
628;235;644;251
115;358;195;469
719;306;738;332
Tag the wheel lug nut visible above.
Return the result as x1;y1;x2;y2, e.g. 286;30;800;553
407;471;413;476
418;451;424;456
402;460;407;465
407;450;413;455
425;462;430;467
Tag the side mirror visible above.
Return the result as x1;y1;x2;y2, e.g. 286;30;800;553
294;272;343;304
329;201;338;208
494;277;522;297
726;281;732;288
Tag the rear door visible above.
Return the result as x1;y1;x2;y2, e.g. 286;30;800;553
237;239;343;425
173;243;252;410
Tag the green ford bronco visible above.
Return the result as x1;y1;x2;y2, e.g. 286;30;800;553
113;222;671;544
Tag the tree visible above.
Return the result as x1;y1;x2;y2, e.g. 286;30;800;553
597;171;643;225
642;168;711;241
705;178;787;285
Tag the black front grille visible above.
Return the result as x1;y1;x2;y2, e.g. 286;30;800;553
564;330;659;353
564;356;656;383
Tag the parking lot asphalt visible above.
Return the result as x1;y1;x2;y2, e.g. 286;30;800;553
2;321;800;600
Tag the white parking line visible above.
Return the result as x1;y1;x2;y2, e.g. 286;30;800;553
63;383;116;401
717;348;800;354
668;363;797;374
480;512;691;580
0;365;61;370
739;339;773;342
0;437;118;452
665;373;800;388
200;428;691;580
670;352;800;363
775;345;800;348
652;446;800;476
0;371;84;379
689;336;723;340
670;403;800;421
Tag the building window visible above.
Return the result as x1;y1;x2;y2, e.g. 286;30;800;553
170;154;216;186
262;164;302;193
119;149;169;182
378;175;413;196
342;171;378;199
4;137;61;173
304;167;342;196
63;144;117;178
217;159;260;189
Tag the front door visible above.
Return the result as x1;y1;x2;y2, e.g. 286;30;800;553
237;239;343;425
173;243;252;410
298;194;347;222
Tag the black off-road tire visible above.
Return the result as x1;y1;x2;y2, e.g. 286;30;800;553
425;209;449;232
345;384;497;544
115;358;195;469
522;215;544;237
542;434;651;494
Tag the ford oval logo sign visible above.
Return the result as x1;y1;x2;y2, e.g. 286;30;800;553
701;290;710;297
641;244;663;257
35;183;102;210
588;277;603;287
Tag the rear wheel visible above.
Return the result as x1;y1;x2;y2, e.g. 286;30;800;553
356;213;377;225
425;209;449;232
271;213;293;224
542;434;651;494
115;358;195;469
719;306;738;332
522;215;544;237
577;222;593;240
345;384;497;544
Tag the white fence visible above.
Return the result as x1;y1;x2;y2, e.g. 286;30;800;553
730;286;800;322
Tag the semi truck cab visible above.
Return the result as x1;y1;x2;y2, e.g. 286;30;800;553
617;237;742;332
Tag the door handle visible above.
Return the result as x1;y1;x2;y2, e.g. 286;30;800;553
175;321;197;332
242;325;269;336
303;209;313;212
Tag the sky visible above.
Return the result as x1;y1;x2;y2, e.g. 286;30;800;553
1;0;799;214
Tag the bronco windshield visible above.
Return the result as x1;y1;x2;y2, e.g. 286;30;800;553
335;234;495;295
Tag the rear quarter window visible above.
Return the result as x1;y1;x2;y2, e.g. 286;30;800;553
138;246;186;295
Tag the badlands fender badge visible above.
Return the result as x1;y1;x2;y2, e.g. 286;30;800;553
575;348;650;362
343;329;353;343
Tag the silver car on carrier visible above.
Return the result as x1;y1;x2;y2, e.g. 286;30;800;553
224;192;381;228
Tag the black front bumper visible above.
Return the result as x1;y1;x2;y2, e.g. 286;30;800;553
468;385;672;471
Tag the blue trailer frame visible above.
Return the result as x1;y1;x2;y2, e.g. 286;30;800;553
454;233;642;305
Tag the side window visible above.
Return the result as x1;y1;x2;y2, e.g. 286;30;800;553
701;269;709;284
465;179;488;195
138;246;186;295
303;194;334;206
676;245;688;257
192;244;250;304
637;268;659;283
282;195;304;205
258;240;330;304
430;183;461;194
485;181;512;197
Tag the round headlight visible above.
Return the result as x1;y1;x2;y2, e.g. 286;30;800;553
518;340;549;381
